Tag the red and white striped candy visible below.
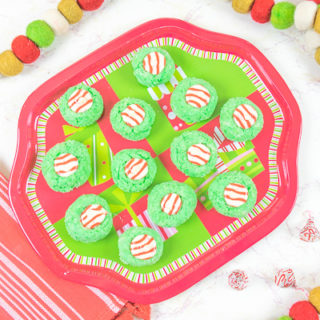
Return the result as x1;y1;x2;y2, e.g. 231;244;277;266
68;89;93;113
80;204;108;229
233;104;258;129
185;85;210;108
130;234;157;260
300;218;320;242
121;104;145;127
54;153;78;177
160;193;182;216
187;144;211;166
275;269;296;288
224;183;248;207
124;158;148;180
143;51;166;75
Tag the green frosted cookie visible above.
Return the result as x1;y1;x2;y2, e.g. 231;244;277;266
132;47;175;87
42;140;91;193
148;181;197;228
170;131;217;177
110;98;155;141
118;227;163;267
170;77;218;123
59;84;104;127
208;171;257;218
220;97;264;142
65;194;113;243
111;149;157;192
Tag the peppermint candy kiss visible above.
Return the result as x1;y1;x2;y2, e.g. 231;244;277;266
233;104;258;129
125;158;148;180
54;153;78;177
185;85;210;109
143;51;166;75
68;89;93;113
80;204;107;229
130;234;157;260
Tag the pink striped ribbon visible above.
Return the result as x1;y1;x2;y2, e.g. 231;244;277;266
0;173;150;320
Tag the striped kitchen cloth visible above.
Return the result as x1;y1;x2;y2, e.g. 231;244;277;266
0;173;150;320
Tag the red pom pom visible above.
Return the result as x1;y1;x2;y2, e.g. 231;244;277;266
251;0;275;24
77;0;104;11
11;35;40;64
289;301;318;320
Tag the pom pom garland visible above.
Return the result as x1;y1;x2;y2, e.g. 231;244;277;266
229;0;320;67
0;0;105;76
11;35;40;64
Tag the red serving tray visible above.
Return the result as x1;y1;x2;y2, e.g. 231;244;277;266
9;19;301;303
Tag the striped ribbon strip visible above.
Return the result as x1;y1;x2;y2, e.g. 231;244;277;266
0;173;150;320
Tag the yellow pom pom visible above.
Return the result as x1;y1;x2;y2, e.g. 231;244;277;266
309;287;320;312
232;0;255;14
0;50;24;77
314;9;320;34
58;0;83;24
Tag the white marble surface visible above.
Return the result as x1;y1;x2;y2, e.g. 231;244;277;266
1;1;320;319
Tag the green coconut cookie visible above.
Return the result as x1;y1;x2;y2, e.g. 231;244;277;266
65;194;113;243
111;149;157;192
110;98;155;141
148;181;197;228
208;171;257;218
59;84;104;127
132;47;175;87
118;227;163;267
42;140;91;193
170;77;218;123
220;97;264;142
170;131;217;177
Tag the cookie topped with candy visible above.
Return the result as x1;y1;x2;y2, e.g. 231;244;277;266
110;98;155;141
111;148;157;193
59;84;104;127
132;47;175;87
170;131;217;177
170;77;218;124
220;97;264;142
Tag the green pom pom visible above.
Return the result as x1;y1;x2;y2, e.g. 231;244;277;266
278;317;292;320
26;20;55;48
271;2;296;29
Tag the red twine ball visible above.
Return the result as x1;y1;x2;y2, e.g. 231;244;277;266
251;0;275;24
77;0;104;11
289;301;318;320
228;270;248;290
275;268;296;288
11;35;40;64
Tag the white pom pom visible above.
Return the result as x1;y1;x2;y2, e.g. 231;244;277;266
294;1;318;31
43;9;69;36
305;29;320;51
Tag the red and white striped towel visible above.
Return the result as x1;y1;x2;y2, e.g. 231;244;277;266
0;173;150;320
